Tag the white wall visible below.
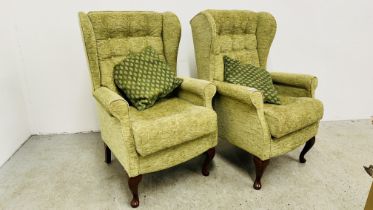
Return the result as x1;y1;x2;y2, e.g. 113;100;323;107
4;0;373;134
0;3;31;166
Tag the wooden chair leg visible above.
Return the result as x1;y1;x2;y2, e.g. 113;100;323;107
299;137;316;163
202;147;216;176
128;175;142;208
104;143;111;164
253;156;270;190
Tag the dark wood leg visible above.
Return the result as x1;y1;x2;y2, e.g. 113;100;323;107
299;137;316;163
105;143;111;164
128;175;142;208
253;156;270;190
202;147;216;176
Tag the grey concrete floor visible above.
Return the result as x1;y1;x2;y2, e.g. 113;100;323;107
0;120;372;210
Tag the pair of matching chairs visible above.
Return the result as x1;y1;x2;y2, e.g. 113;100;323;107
79;10;324;208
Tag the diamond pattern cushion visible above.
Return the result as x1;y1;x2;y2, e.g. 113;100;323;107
223;56;280;104
264;95;324;138
113;46;183;110
129;98;217;157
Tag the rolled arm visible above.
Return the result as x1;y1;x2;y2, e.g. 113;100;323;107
177;77;216;108
270;72;318;97
93;87;139;177
213;81;264;109
93;87;130;121
213;81;271;160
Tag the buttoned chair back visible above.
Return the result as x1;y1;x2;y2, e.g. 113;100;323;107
79;11;181;92
191;10;276;81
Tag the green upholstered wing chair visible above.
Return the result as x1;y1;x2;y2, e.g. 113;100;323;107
79;11;217;208
191;10;324;190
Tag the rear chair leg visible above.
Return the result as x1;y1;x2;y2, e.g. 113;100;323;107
202;147;216;176
104;143;111;164
299;137;316;163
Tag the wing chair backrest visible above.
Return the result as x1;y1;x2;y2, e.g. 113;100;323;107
79;11;181;92
191;10;276;81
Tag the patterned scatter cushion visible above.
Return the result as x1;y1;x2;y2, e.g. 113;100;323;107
223;56;281;104
113;46;183;111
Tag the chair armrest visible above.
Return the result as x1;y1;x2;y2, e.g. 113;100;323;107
93;87;130;121
213;81;271;160
270;72;318;97
213;81;264;109
177;77;216;108
93;87;139;177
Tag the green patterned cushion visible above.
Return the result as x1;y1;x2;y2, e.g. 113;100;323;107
113;47;183;111
223;56;281;104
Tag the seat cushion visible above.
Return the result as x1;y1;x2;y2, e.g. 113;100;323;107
129;98;217;156
263;96;323;138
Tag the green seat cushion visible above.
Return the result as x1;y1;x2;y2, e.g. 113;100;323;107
113;46;182;110
264;95;324;138
129;98;217;156
223;56;281;104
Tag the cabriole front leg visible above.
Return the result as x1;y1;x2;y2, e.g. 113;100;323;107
253;156;270;190
128;175;142;208
299;137;316;163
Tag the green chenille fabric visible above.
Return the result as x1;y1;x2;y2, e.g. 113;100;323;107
129;98;217;156
113;46;182;110
191;10;276;81
264;95;323;138
271;72;318;98
223;56;280;104
80;11;217;177
191;10;324;161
